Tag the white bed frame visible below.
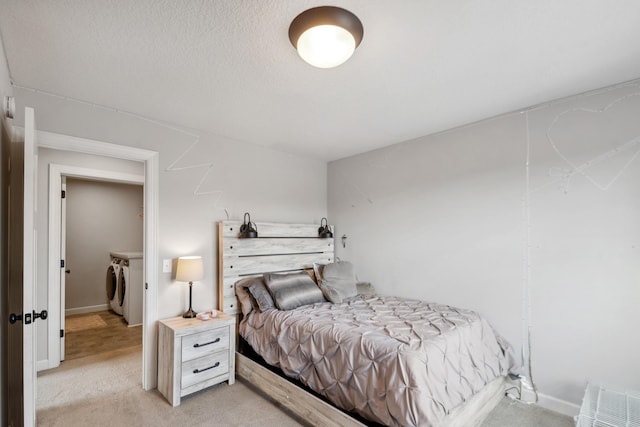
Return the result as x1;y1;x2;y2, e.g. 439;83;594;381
217;220;505;426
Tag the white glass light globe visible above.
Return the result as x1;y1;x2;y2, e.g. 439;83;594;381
296;25;356;68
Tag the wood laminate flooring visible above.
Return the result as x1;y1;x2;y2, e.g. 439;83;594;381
64;310;141;361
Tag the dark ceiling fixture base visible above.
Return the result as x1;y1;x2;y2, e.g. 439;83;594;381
289;6;363;49
288;6;363;68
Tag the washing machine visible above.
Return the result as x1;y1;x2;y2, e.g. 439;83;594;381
111;251;143;326
106;258;123;315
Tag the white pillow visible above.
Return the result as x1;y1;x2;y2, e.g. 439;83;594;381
317;261;358;303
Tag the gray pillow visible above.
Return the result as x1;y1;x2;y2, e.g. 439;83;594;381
263;271;325;310
247;278;276;312
318;261;358;303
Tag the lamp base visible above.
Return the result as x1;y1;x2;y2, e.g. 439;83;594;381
182;308;197;319
183;280;197;318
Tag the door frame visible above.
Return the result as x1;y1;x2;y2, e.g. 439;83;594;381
47;165;144;366
59;177;66;360
40;130;159;390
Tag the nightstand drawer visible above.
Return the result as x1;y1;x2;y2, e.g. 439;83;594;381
182;326;229;362
181;351;229;389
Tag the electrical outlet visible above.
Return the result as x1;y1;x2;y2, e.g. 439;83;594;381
162;259;171;273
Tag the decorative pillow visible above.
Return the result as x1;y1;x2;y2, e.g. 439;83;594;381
247;278;276;312
356;281;376;296
312;263;326;285
263;271;325;310
318;261;358;303
234;277;259;316
304;268;317;284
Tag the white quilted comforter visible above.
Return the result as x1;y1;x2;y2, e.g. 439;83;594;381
240;295;515;426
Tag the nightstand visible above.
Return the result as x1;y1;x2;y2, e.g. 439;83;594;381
157;312;236;406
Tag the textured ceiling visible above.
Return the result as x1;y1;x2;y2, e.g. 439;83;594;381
1;0;640;161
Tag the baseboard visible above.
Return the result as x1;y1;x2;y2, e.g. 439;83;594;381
36;359;60;372
65;304;109;316
537;392;580;418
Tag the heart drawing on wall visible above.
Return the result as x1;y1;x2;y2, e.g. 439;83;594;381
546;91;640;191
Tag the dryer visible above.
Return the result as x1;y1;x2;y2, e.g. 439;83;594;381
106;259;123;315
111;251;143;326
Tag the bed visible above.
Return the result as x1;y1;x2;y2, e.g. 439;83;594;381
217;220;516;426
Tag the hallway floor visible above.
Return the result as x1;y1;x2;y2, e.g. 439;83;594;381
64;310;141;360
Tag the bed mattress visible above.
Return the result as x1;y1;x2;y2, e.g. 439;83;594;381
240;295;516;426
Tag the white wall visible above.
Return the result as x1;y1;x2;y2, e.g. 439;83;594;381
65;177;143;311
328;80;640;410
14;88;327;365
0;34;13;427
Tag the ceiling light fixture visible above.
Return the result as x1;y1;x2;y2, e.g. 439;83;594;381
288;6;363;69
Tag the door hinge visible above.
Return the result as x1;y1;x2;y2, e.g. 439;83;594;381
60;259;65;268
61;190;66;198
145;282;148;290
60;329;64;338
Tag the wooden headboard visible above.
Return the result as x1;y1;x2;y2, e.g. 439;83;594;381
217;221;335;314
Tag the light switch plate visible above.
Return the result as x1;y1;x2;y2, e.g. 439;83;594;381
162;259;171;273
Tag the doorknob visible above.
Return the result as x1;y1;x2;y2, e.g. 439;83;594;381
34;309;48;320
10;310;47;324
9;312;31;324
65;269;70;274
9;313;23;324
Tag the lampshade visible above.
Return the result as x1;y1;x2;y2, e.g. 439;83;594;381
289;6;363;68
176;256;204;283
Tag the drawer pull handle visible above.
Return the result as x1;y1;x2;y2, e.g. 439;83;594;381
193;337;220;348
193;362;220;374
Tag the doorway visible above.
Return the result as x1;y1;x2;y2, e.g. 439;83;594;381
40;131;159;391
62;177;144;361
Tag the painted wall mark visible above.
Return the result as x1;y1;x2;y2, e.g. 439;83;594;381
544;92;640;193
15;84;227;204
165;136;224;203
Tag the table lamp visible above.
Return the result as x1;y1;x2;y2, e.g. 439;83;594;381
176;256;204;318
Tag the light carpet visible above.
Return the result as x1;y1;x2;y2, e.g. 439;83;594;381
36;345;574;426
64;314;107;332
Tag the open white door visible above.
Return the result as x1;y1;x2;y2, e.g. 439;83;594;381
7;107;38;427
